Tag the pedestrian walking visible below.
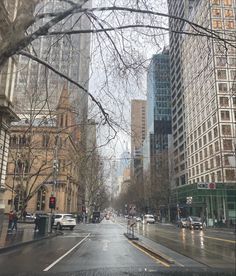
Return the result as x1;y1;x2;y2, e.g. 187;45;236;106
11;211;18;231
8;210;14;230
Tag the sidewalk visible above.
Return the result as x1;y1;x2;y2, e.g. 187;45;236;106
0;220;58;252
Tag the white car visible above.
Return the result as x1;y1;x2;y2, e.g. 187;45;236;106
143;214;155;224
53;214;76;230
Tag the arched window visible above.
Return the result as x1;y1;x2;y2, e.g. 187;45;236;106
15;159;24;174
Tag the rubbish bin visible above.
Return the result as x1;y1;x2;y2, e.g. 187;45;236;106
38;215;49;235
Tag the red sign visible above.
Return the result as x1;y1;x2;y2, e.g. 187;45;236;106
208;183;216;190
49;196;56;209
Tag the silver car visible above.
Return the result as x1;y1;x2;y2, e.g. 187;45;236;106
53;214;76;230
186;216;203;230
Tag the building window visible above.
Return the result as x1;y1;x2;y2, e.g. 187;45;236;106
217;70;227;79
198;127;201;136
231;83;236;93
195;153;198;162
211;173;215;182
200;163;204;173
209;144;213;155
10;135;18;147
216;155;221;166
223;0;232;6
202;122;206;132
196;165;199;174
219;97;229;107
204;148;208;158
223;139;232;150
198;138;202;148
218;83;227;93
205;174;209;182
203;135;207;145
221;110;230;120
222;125;231;135
208;131;212;141
224;155;233;165
212;20;222;29
211;0;220;4
225;169;235;181
225;21;235;29
215;141;219;151
230;70;236;80
217;170;222;181
216;57;227;66
224;9;234;17
212;8;221;16
199;151;203;160
213;127;218;138
42;133;50;147
210;158;214;168
15;159;24;175
232;97;236;107
213;113;217;124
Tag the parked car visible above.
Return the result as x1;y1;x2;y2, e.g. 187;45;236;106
143;214;155;224
53;214;76;230
136;217;142;222
186;216;203;230
25;213;36;222
177;217;187;228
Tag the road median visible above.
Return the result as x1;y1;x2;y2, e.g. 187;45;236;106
132;239;175;265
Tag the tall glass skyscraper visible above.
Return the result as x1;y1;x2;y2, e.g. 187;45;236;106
144;48;172;214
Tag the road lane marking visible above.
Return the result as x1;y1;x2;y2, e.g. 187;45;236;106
204;235;236;244
43;233;90;272
128;240;170;268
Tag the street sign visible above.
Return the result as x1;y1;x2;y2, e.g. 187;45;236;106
197;182;216;190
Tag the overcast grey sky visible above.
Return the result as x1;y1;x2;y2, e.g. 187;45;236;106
88;0;169;160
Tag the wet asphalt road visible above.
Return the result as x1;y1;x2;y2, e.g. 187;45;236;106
0;219;235;275
132;220;236;269
0;220;167;275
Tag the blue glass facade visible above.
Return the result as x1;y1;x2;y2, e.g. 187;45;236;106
143;49;172;214
146;49;171;156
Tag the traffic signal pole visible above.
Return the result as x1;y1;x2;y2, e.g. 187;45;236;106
51;134;59;212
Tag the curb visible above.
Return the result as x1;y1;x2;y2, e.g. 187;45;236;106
132;240;175;265
0;231;63;254
124;232;139;240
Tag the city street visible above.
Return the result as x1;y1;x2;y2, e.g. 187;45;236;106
0;219;174;275
0;219;235;275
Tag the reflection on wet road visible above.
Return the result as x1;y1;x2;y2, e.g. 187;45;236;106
135;222;235;268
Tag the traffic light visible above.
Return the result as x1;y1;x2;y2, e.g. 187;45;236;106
49;196;56;209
